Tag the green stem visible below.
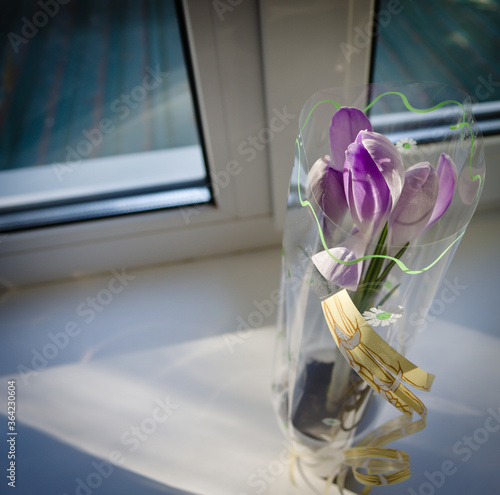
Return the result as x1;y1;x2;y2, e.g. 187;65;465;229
362;224;388;284
376;243;409;285
356;241;409;313
352;224;388;308
377;283;401;307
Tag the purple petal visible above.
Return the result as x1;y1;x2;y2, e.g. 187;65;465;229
329;107;372;171
308;156;347;226
311;233;368;291
389;162;439;246
426;153;458;228
344;141;391;236
357;131;405;209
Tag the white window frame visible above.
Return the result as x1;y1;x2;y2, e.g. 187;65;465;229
1;0;497;287
0;0;272;285
0;0;374;286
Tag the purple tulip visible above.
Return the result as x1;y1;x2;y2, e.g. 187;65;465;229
388;154;458;246
311;231;368;291
308;156;347;227
344;131;405;237
329;107;373;171
389;162;439;246
426;153;458;228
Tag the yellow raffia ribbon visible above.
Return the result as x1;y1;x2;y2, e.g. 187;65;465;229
321;289;435;494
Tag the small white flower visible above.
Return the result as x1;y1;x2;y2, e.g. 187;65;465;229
363;306;403;327
322;418;341;426
396;138;417;154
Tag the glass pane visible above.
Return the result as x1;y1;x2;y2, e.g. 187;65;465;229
371;0;500;128
0;0;210;230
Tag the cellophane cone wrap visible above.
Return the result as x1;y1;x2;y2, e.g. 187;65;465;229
271;83;485;489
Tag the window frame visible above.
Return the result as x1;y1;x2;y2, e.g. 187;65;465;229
1;0;497;287
0;0;374;286
0;0;279;285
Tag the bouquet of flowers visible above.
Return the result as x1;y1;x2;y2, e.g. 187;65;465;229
309;104;460;312
272;83;485;494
